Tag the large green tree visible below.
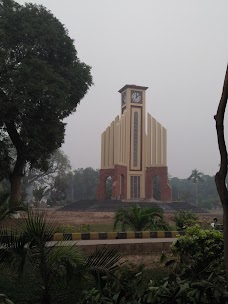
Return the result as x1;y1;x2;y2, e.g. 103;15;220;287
0;0;93;205
71;167;99;201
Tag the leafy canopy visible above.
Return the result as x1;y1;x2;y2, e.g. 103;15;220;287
0;0;93;178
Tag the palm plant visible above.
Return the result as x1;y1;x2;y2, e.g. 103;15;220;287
113;205;169;231
187;169;204;206
0;211;123;304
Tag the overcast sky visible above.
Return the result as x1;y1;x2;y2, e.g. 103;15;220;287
17;0;228;178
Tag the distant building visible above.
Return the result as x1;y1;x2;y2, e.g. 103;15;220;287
96;85;172;201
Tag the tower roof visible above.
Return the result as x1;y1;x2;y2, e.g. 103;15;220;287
118;84;148;93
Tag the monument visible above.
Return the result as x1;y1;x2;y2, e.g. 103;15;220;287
96;84;172;201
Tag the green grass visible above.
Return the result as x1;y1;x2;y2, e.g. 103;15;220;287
89;223;122;232
56;223;178;233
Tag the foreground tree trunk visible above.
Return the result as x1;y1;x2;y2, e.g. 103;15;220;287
214;64;228;284
6;121;26;207
9;174;23;207
9;155;25;207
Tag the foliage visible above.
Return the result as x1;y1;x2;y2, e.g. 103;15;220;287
46;167;100;204
144;272;228;304
169;173;220;208
113;205;169;232
187;169;204;205
0;192;27;221
143;226;227;304
71;167;99;201
33;186;50;205
22;149;71;202
173;210;198;230
170;226;223;279
0;0;93;203
187;169;204;184
0;211;123;304
80;263;145;304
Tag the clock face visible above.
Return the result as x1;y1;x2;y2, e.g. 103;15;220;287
131;91;142;103
122;91;127;106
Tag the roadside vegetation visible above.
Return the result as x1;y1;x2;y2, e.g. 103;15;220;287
0;212;226;304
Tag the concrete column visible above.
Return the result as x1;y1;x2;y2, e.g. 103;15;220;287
105;127;110;168
101;132;105;169
157;123;162;165
147;113;152;166
162;127;167;166
109;122;114;167
152;118;156;165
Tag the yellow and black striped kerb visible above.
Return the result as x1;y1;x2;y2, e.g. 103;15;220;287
52;231;185;241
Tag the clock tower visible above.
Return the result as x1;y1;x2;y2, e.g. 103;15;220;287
118;85;148;198
96;84;172;201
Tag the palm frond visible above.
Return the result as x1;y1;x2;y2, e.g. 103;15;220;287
84;247;123;275
25;210;57;244
114;205;166;231
0;226;32;275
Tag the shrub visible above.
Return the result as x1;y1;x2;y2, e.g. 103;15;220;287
171;225;223;279
143;226;226;304
114;205;170;232
173;210;198;230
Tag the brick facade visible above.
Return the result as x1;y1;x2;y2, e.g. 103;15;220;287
145;166;172;201
96;165;172;201
96;165;127;200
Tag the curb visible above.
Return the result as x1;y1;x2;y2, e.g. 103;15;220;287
53;231;185;241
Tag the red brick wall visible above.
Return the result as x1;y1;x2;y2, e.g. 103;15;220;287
145;166;172;202
96;165;127;200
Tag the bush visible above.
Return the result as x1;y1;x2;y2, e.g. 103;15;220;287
173;210;198;230
170;225;223;279
114;205;170;232
143;226;226;304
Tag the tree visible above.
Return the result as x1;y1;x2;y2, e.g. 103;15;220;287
187;169;204;205
33;186;50;207
214;64;228;283
113;205;169;231
23;149;71;188
49;173;70;205
22;149;71;202
71;167;99;201
0;1;93;206
169;175;219;207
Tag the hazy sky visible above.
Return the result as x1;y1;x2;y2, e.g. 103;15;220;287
17;0;228;178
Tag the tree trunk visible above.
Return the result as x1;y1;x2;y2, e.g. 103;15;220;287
5;121;26;207
195;182;198;206
214;64;228;284
9;153;26;207
9;174;22;208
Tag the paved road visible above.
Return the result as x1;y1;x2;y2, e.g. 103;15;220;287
47;238;177;246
